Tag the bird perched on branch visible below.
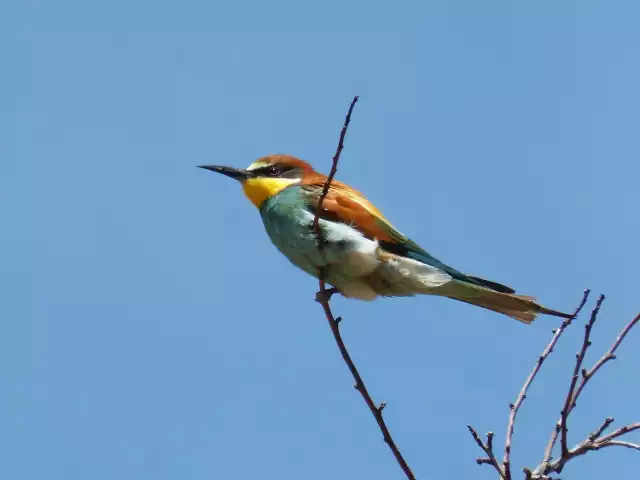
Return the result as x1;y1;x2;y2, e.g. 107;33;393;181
199;154;570;323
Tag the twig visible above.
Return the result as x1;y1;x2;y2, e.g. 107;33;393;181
572;311;640;407
559;294;605;457
541;421;561;472
467;426;505;479
313;96;416;480
315;296;415;479
499;290;591;479
587;417;614;442
600;440;640;451
469;289;640;478
312;96;359;245
540;308;640;473
531;311;640;478
596;422;640;444
535;421;640;476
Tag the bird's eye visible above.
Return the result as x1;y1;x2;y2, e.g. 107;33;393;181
267;166;281;176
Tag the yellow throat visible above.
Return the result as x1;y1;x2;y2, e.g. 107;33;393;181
242;177;300;208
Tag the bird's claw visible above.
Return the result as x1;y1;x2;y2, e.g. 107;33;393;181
315;287;339;303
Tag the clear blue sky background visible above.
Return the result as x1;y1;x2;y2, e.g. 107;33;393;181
2;1;639;478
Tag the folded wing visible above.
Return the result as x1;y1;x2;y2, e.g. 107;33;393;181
301;181;514;294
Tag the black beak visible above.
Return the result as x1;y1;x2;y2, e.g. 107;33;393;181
197;165;251;181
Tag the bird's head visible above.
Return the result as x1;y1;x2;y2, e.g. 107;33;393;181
199;154;316;208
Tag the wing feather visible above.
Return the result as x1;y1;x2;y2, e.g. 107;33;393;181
300;181;514;292
301;182;402;242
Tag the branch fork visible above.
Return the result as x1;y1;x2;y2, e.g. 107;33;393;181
468;290;640;478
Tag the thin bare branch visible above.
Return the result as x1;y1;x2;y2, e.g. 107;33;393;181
534;421;640;476
531;310;640;478
470;286;640;479
560;294;605;456
587;417;614;442
313;96;415;480
541;423;561;468
501;290;591;479
599;440;640;451
540;307;640;473
572;311;640;406
312;96;359;246
467;426;505;479
597;422;640;444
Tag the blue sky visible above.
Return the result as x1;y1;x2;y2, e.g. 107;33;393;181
2;1;639;478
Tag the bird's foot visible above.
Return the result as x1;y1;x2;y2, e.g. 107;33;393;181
315;287;339;303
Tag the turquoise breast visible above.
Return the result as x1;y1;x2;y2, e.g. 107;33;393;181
259;186;389;299
259;186;329;278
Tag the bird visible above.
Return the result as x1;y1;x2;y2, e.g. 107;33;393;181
199;154;571;323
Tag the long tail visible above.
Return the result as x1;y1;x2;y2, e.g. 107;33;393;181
436;280;572;324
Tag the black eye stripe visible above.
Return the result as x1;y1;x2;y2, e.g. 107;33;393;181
253;165;289;176
250;164;303;179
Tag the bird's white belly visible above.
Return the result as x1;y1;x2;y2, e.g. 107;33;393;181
261;204;382;299
321;220;380;276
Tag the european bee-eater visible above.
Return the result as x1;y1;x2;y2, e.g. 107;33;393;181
199;154;570;323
